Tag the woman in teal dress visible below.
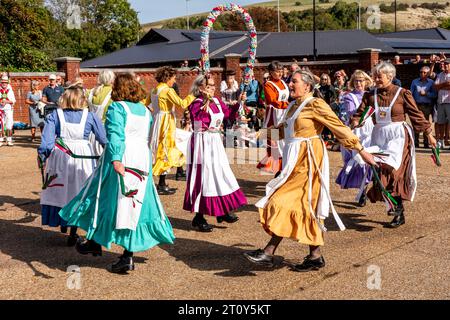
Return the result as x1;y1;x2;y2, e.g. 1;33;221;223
59;73;175;274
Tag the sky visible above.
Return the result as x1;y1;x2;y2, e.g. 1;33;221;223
128;0;269;24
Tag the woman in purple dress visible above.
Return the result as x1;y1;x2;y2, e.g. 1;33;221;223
183;75;247;232
335;70;374;206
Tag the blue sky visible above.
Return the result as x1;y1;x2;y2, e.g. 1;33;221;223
129;0;269;23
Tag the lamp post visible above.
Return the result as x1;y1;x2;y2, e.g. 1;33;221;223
137;11;140;42
394;0;397;32
186;0;190;30
277;0;280;32
313;0;317;60
358;0;361;29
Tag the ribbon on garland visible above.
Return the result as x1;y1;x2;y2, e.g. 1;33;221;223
119;167;149;208
370;165;398;211
55;138;100;159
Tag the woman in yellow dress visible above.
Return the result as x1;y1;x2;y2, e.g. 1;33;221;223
150;67;195;195
244;70;376;272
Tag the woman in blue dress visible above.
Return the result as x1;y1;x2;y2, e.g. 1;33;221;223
59;73;175;274
39;83;107;246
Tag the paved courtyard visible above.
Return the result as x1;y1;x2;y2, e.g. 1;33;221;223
0;131;449;300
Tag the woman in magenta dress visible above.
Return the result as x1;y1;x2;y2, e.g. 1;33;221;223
183;75;247;232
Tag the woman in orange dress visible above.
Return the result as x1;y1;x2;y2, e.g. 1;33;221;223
245;70;376;272
257;61;290;176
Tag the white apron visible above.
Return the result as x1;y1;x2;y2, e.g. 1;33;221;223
150;85;173;166
40;109;96;208
342;92;374;171
370;87;417;201
115;102;151;230
87;88;111;157
256;97;346;232
187;98;240;212
175;128;193;158
263;80;290;128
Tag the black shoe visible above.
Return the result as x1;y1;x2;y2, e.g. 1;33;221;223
243;249;274;266
274;171;281;178
358;193;367;207
75;239;102;256
60;226;68;234
216;213;239;224
111;256;135;274
292;255;325;272
387;214;405;228
157;185;177;195
192;216;213;232
67;234;79;247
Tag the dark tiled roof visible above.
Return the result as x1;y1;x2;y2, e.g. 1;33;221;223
81;28;396;68
375;28;450;54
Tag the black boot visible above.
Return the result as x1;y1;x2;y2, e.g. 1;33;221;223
387;197;404;216
60;226;68;234
175;167;186;181
76;239;102;256
358;191;367;207
216;213;239;224
67;227;79;247
388;213;405;228
158;175;177;195
192;214;213;232
111;251;135;274
387;197;405;227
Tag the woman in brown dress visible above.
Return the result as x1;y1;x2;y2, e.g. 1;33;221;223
351;62;437;228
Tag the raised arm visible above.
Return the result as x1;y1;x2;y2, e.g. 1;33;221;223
166;87;195;110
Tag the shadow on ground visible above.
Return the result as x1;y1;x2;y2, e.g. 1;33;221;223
161;217;284;277
0;218;147;278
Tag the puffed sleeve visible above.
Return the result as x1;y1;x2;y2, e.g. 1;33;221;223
88;112;108;146
166;87;195;109
104;102;126;162
312;98;363;151
38;110;59;159
402;89;432;135
341;94;356;125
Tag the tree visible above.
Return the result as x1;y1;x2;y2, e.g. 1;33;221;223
0;0;56;71
46;0;140;61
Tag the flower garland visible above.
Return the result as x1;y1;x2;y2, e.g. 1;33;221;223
200;3;257;86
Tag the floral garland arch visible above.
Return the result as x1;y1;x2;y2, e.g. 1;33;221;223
200;3;257;86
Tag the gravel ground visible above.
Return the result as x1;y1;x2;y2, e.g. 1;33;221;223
0;131;449;300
